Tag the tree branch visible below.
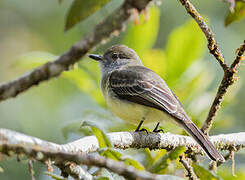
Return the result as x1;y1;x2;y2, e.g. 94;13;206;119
178;0;245;135
230;40;245;70
179;155;198;180
209;146;237;171
28;160;35;180
1;129;245;178
178;0;229;71
1;129;244;158
58;162;93;180
0;129;162;180
0;0;152;102
201;41;245;134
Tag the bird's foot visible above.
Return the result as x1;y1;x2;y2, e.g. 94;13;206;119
153;129;164;133
153;122;164;133
135;128;148;133
135;120;148;133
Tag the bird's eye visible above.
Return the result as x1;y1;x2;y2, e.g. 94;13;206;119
118;54;128;59
111;53;118;60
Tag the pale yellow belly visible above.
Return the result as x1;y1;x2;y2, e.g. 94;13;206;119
106;94;171;125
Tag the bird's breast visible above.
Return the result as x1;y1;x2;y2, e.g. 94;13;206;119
104;91;169;125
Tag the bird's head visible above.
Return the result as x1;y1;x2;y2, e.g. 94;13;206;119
89;45;142;72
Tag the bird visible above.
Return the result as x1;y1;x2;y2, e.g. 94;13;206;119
88;44;225;162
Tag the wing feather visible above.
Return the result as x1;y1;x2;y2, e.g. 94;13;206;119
109;67;179;115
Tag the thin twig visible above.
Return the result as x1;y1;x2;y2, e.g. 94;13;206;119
201;41;245;134
219;147;237;167
45;159;54;173
0;0;152;102
231;150;236;177
179;155;198;180
230;40;245;71
28;160;35;180
201;73;234;134
209;147;236;171
58;162;93;180
178;0;228;71
177;0;245;135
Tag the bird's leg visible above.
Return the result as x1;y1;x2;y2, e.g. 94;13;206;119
153;122;164;133
135;118;148;133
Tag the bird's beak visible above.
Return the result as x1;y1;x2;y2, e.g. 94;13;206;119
88;54;103;61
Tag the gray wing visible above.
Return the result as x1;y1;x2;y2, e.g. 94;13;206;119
109;66;182;116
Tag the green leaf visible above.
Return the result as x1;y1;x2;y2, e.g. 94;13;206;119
141;49;165;77
122;6;160;54
142;148;155;168
13;51;57;69
123;157;145;170
81;121;112;148
100;148;145;170
165;20;205;86
65;0;110;31
149;146;185;173
100;148;122;160
218;167;245;180
173;61;213;104
225;2;245;26
193;163;220;180
152;149;167;163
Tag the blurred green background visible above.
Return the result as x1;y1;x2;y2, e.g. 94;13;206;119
0;0;244;179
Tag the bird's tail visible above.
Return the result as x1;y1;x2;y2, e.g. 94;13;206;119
181;121;225;162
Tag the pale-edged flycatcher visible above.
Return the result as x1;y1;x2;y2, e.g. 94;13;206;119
89;45;225;162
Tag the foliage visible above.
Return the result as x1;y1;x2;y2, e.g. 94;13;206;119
65;0;110;31
225;1;245;26
123;6;160;55
164;20;205;86
192;164;220;180
81;120;112;148
82;120;145;171
149;147;185;173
